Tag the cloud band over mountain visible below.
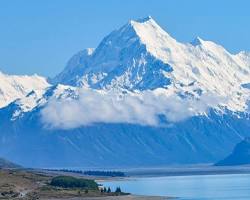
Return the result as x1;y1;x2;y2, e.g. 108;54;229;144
41;89;226;129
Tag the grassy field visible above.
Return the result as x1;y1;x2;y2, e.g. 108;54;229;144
0;169;127;200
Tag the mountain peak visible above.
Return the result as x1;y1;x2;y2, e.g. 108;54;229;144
133;16;153;23
237;51;250;58
0;72;50;108
129;16;166;34
53;15;250;102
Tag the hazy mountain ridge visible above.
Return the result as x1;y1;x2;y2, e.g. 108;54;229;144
216;138;250;166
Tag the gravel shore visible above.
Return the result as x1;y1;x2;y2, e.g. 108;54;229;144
45;195;172;200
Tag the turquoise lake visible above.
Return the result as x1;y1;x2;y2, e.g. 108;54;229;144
102;174;250;200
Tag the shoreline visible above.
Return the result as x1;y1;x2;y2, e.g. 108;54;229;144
93;165;250;182
44;195;174;200
0;169;174;200
124;165;250;177
34;165;250;183
29;166;250;200
4;166;250;199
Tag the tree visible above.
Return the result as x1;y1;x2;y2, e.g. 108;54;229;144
50;176;98;189
107;187;111;193
115;187;121;193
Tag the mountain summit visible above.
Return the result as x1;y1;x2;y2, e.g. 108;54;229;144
53;16;250;112
54;16;176;90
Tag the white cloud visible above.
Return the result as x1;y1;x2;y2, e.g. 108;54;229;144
41;89;226;129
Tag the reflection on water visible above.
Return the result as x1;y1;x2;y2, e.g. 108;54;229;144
102;174;250;200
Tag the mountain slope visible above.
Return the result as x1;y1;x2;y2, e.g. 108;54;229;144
0;157;21;168
216;138;250;166
53;48;95;86
0;102;250;168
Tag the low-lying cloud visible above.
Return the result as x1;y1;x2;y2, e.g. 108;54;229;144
41;89;226;129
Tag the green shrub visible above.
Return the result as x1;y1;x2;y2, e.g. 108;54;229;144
50;176;98;189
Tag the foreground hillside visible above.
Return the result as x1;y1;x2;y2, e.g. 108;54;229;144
0;169;170;200
0;158;21;169
0;169;126;200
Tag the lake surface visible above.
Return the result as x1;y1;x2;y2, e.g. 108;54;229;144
101;174;250;200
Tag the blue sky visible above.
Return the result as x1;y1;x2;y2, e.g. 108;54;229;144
0;0;249;77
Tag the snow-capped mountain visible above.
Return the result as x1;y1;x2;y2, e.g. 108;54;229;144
0;71;50;108
53;16;250;113
0;16;250;168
